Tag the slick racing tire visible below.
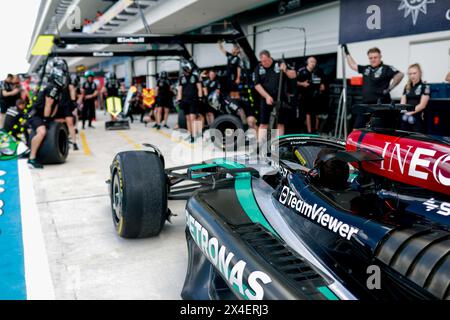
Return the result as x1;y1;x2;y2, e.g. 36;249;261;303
110;151;168;239
209;114;245;151
29;121;69;164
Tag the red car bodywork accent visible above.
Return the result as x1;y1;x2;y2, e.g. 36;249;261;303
346;130;450;196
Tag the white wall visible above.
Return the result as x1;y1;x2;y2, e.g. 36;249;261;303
192;43;235;68
253;2;340;59
134;58;148;77
115;64;126;79
157;58;181;73
337;30;450;99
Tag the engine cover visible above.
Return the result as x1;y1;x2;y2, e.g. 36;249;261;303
346;130;450;196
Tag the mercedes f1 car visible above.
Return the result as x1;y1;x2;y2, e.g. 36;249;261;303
108;126;450;300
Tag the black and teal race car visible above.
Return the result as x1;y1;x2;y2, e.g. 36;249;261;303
108;132;450;301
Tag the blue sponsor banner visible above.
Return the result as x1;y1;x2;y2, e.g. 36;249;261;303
339;0;450;44
0;160;26;300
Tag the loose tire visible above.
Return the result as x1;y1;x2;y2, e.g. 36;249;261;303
110;151;168;238
209;114;245;151
29;121;69;164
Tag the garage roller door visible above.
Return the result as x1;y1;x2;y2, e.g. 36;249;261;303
255;2;339;59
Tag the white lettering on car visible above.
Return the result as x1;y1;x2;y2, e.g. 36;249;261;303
380;143;450;187
186;211;272;300
408;147;436;180
278;186;360;240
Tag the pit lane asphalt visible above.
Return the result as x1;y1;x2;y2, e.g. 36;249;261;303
31;112;207;300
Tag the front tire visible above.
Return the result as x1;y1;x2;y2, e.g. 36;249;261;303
110;151;168;238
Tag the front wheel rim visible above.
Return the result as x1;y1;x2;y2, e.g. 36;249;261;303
112;172;123;225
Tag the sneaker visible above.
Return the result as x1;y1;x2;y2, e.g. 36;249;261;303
163;124;170;129
190;136;195;144
73;143;79;151
152;123;159;128
156;125;161;130
28;159;44;169
89;125;95;129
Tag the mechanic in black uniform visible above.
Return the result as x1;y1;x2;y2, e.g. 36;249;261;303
238;70;259;132
55;71;80;151
27;64;67;169
177;60;203;143
400;64;430;133
1;75;21;128
197;70;209;130
297;57;326;134
3;99;26;139
81;71;98;129
202;70;221;127
102;72;121;120
343;46;404;128
254;50;297;139
154;71;173;130
218;41;241;99
0;74;12;127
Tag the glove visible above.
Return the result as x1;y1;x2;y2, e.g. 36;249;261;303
342;44;350;56
43;117;52;125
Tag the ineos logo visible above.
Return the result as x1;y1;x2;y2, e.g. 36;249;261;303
381;143;450;187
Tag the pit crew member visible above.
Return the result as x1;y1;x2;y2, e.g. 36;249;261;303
343;46;404;128
254;50;297;138
400;63;430;133
177;60;203;143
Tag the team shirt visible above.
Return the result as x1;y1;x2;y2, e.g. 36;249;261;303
254;60;293;102
31;84;61;118
357;63;399;103
226;52;241;83
105;80;120;97
83;81;98;102
156;79;172;99
179;73;200;101
203;78;221;95
403;80;430;108
1;82;21;108
297;66;324;100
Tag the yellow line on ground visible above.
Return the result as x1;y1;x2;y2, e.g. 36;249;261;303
117;132;142;150
152;128;194;150
80;131;92;156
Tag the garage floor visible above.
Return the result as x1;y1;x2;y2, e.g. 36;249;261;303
31;112;215;300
